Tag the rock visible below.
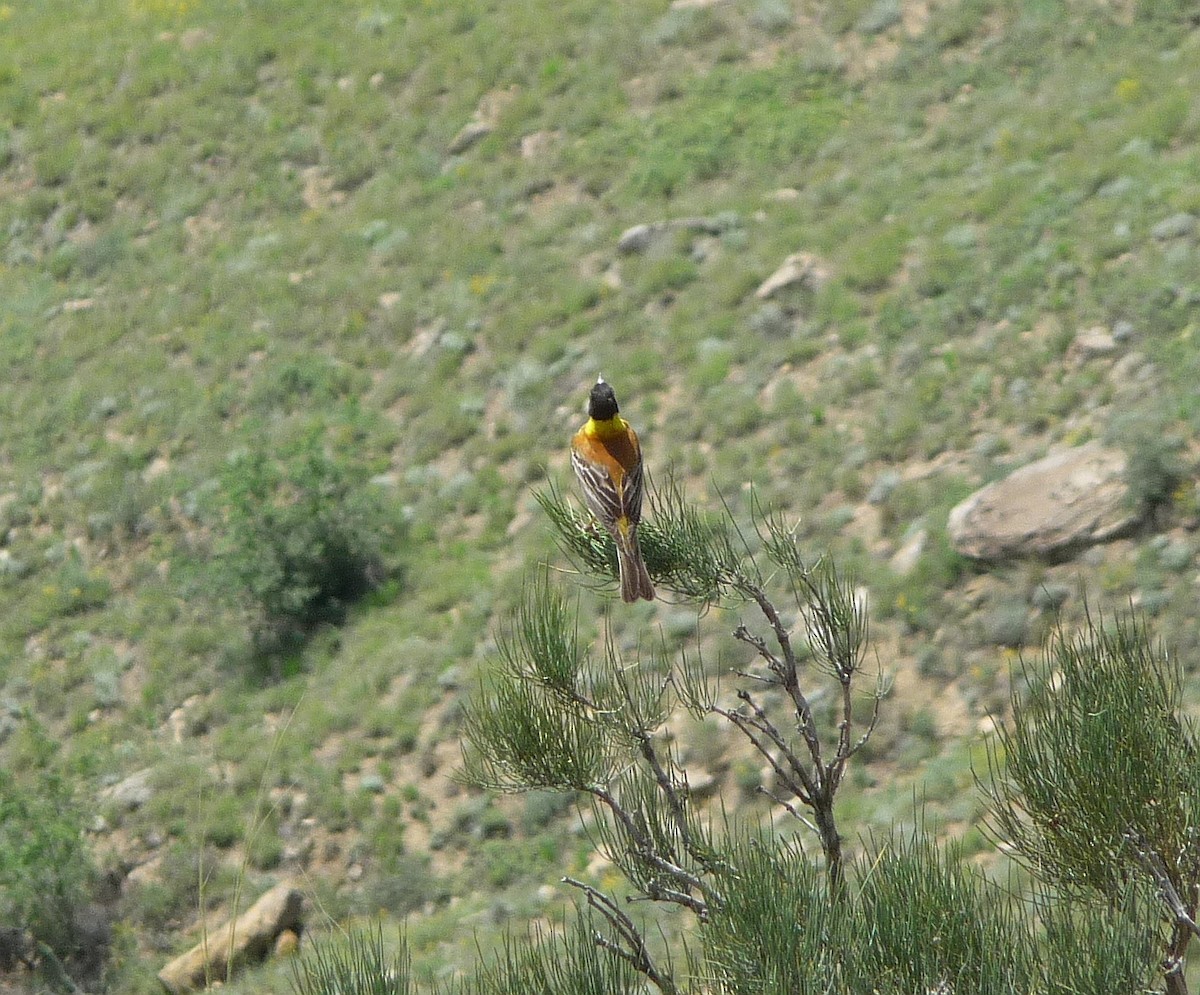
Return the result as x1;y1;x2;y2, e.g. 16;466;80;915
519;130;558;160
446;120;492;155
684;768;721;800
616;216;732;255
447;88;519;157
1068;325;1117;363
1096;175;1134;198
867;469;901;505
1110;351;1148;386
1151;212;1196;240
273;930;299;958
104;768;155;812
754;252;829;299
890;528;927;577
947;442;1138;560
617;223;657;255
157;883;304;993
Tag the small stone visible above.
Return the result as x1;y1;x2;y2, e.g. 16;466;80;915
684;769;721;800
274;929;300;958
1110;351;1147;385
1151;212;1196;240
754;251;829;300
1158;539;1193;572
1096;175;1134;198
519;130;558;160
867;469;901;505
890;529;927;577
104;768;155;812
447;120;492;155
1068;325;1117;363
617;223;658;255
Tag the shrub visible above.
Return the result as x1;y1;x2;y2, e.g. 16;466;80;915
1122;429;1184;514
0;766;103;983
215;432;401;649
362;854;442;917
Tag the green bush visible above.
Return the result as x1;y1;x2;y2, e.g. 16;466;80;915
0;766;101;978
362;854;443;917
215;432;401;647
1121;428;1184;514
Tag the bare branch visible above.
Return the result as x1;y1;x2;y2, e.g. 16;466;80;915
710;695;814;806
1125;833;1200;941
732;623;782;673
758;785;820;836
562;877;679;995
737;580;799;675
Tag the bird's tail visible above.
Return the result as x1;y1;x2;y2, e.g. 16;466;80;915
616;529;655;603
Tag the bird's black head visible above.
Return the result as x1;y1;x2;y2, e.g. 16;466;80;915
587;379;620;421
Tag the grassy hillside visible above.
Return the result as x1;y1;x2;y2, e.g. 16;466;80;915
2;0;1200;989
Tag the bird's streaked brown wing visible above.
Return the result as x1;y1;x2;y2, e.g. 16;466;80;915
572;446;624;526
622;454;644;528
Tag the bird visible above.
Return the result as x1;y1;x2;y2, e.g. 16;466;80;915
570;376;655;603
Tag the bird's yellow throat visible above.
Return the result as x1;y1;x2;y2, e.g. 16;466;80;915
584;415;628;439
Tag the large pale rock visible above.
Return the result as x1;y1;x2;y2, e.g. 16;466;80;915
157;883;303;993
947;442;1138;560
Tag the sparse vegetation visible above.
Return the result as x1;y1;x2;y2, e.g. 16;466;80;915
3;0;1200;989
295;497;1185;994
